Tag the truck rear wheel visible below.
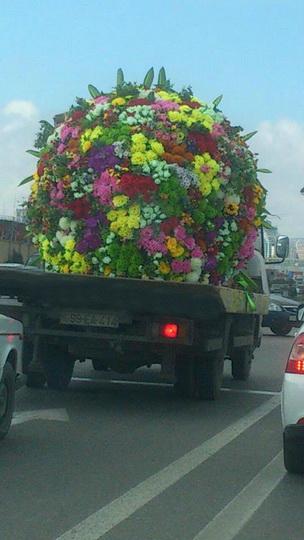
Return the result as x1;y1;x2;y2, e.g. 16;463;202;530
174;356;196;398
0;363;15;439
231;347;252;380
44;345;74;390
197;351;224;400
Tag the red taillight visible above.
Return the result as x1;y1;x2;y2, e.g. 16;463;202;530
297;418;304;425
285;333;304;374
161;323;178;339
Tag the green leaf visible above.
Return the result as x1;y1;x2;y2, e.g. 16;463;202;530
19;175;34;187
88;84;101;98
242;131;258;141
40;120;54;130
213;95;223;107
143;67;154;89
256;168;272;174
26;149;41;158
157;67;166;88
116;68;124;88
260;219;275;229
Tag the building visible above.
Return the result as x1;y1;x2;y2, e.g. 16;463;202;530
0;217;34;263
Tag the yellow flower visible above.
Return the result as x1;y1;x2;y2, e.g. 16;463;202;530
131;143;146;153
104;266;112;276
111;97;126;106
30;181;38;196
211;178;220;191
199;181;212;196
166;237;185;257
149;141;164;155
33;172;39;180
179;105;192;112
90;126;103;140
131;133;148;144
63;265;70;274
82;140;92;153
65;238;76;250
131;152;147;165
224;202;239;215
129;204;140;216
113;195;129;208
159;261;171;275
253;217;262;227
145;150;158;161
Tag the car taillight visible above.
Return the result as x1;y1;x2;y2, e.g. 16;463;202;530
160;323;178;339
285;333;304;374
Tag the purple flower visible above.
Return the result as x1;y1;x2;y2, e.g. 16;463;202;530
205;257;218;271
88;145;120;173
75;240;89;254
215;217;224;228
205;231;217;244
86;216;98;227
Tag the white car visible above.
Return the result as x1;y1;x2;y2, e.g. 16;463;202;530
0;314;23;439
282;306;304;473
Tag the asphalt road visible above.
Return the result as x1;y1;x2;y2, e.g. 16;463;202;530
1;330;304;540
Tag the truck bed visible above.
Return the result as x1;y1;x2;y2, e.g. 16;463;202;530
0;268;269;321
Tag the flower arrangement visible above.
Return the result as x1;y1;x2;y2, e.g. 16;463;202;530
23;68;269;285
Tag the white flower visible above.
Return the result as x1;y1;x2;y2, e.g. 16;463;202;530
59;217;70;230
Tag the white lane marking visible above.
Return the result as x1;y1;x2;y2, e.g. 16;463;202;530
56;394;280;540
12;409;69;425
193;451;285;540
72;377;279;396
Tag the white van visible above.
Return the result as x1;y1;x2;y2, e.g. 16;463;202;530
0;314;23;439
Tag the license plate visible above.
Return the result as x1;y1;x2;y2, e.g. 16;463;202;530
289;315;297;321
60;311;119;328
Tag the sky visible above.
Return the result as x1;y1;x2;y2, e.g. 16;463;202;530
0;0;303;237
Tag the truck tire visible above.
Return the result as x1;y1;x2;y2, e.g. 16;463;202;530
26;372;46;388
270;323;292;336
92;359;108;371
0;363;15;439
283;430;304;474
174;356;196;398
231;347;252;381
44;345;74;390
197;351;224;400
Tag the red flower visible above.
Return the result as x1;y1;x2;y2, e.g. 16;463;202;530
67;196;90;219
127;98;153;107
71;110;86;121
187;132;221;161
160;217;179;235
119;173;157;202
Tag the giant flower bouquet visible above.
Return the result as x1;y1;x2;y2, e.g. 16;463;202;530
23;68;269;285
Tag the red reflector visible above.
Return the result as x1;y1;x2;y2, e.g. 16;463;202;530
161;324;178;339
286;333;304;373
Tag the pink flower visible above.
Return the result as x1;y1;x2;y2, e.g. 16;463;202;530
151;100;180;111
191;247;203;258
94;96;109;104
93;171;118;205
171;259;192;273
57;143;66;154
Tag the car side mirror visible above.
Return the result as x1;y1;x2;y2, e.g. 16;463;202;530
276;235;289;260
297;304;304;322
